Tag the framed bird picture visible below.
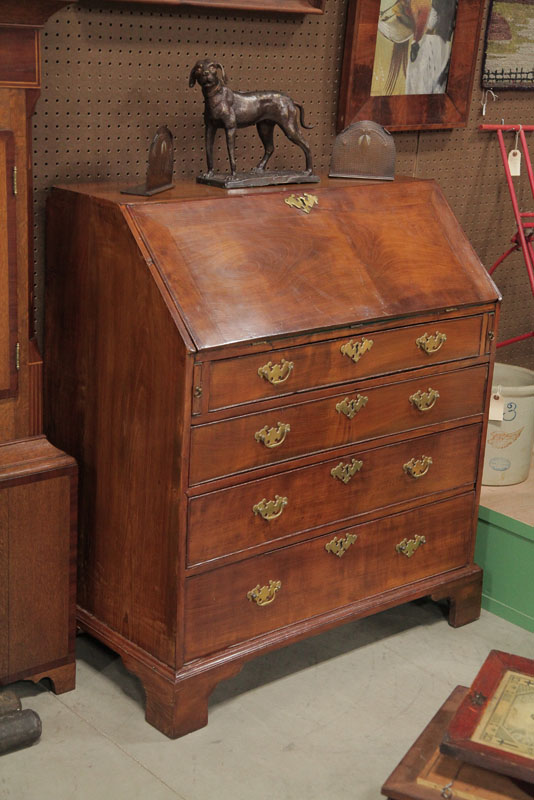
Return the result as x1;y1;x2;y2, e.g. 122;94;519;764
337;0;485;131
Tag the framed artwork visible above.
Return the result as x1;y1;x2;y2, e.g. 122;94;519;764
337;0;485;131
482;0;534;89
441;650;534;784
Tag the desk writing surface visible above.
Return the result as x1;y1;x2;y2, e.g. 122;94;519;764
124;180;499;351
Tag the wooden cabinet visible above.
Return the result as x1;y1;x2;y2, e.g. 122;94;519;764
0;1;77;693
45;176;500;738
0;438;77;691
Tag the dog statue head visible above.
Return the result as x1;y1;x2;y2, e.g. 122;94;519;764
189;59;227;90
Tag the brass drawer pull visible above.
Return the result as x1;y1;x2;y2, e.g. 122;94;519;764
336;394;368;419
416;331;447;354
331;458;363;484
253;495;288;520
340;336;374;364
247;579;281;606
409;388;440;412
254;421;291;448
258;358;294;385
396;535;426;558
325;533;357;558
403;455;433;479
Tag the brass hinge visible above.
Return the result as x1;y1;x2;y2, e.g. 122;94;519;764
12;166;17;196
15;342;20;370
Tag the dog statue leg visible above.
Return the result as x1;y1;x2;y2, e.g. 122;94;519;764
254;121;275;172
224;127;237;176
203;123;216;177
280;121;313;174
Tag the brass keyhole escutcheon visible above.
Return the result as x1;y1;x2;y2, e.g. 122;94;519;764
247;580;282;606
284;193;318;214
325;533;357;558
396;535;426;558
403;455;433;479
253;495;288;521
336;395;368;420
254;421;291;448
340;337;374;364
258;358;294;385
416;331;447;354
409;388;439;412
331;459;363;484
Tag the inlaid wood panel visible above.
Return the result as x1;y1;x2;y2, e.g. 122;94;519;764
184;493;474;659
0;130;17;400
0;27;39;88
7;475;72;674
0;491;7;677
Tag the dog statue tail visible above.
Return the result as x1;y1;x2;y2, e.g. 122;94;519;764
295;103;314;130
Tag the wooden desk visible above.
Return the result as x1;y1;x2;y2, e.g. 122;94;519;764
45;176;500;737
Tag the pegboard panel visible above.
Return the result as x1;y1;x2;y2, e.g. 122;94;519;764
33;0;533;370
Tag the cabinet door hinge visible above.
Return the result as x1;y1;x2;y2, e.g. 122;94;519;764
12;166;18;196
15;342;20;370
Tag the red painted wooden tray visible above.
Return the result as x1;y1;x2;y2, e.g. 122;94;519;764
440;650;534;784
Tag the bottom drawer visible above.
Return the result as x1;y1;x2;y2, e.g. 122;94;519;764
184;493;474;660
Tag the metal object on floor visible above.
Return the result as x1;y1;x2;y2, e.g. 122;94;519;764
0;690;42;754
329;120;395;181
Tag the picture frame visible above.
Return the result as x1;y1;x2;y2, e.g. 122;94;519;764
337;0;485;132
440;650;534;784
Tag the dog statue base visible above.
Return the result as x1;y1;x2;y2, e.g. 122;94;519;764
196;169;320;189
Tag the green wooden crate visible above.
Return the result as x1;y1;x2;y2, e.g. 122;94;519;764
475;506;534;632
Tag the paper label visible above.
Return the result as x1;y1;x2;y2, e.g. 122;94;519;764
509;149;521;176
489;392;505;421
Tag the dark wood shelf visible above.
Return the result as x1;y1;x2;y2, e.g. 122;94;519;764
108;0;325;13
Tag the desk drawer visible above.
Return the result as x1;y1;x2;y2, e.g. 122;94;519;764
190;365;487;484
188;424;481;565
207;316;485;411
184;493;474;660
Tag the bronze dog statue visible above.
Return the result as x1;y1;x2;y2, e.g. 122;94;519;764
189;59;314;177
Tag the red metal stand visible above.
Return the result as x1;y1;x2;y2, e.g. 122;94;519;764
480;123;534;348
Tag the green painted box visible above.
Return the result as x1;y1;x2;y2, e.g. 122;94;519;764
476;506;534;632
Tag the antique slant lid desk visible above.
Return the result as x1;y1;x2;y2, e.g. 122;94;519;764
45;177;500;738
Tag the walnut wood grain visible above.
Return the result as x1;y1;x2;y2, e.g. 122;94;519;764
190;365;488;484
127;181;498;351
45;178;498;737
0;437;77;690
184;494;474;659
188;424;481;565
208;315;486;411
0;130;17;400
45;192;192;667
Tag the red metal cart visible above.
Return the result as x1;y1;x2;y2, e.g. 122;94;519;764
480;123;534;348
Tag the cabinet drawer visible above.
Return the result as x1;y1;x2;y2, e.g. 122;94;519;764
207;316;485;411
184;493;474;660
189;365;487;484
188;424;481;565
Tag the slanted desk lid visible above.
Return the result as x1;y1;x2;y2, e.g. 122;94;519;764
126;180;499;352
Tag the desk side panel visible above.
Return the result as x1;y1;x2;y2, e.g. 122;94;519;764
45;190;190;668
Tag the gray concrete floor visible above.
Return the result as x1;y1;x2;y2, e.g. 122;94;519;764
2;600;533;799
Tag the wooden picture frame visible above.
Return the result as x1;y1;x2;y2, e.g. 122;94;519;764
108;0;325;12
440;650;534;784
337;0;485;131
